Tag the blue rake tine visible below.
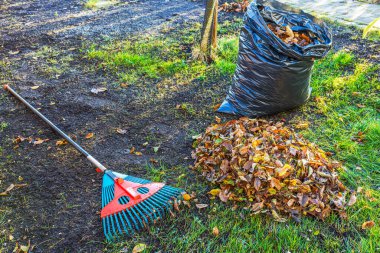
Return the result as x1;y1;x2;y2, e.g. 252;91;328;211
101;171;184;240
121;210;134;235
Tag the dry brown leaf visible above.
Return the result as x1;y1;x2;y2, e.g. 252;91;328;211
347;192;357;206
33;138;49;145
215;116;221;123
91;87;107;94
116;128;127;134
212;226;219;236
192;117;349;221
0;184;15;196
361;221;375;230
85;132;94;139
56;139;68;146
219;190;230;202
195;204;208;209
213;103;221;111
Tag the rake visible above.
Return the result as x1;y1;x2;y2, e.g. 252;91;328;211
4;84;184;241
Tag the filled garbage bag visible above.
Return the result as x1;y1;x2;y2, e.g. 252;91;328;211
218;0;332;117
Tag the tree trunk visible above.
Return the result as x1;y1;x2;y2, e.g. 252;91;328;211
199;0;218;62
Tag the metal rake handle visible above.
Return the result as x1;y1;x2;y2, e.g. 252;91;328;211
4;84;107;172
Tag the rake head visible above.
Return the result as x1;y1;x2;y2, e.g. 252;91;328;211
101;171;183;241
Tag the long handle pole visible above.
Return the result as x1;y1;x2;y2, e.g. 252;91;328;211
4;84;107;172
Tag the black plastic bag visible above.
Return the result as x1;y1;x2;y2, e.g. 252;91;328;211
218;0;332;117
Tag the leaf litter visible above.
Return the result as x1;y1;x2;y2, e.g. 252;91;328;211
192;117;354;221
267;23;314;47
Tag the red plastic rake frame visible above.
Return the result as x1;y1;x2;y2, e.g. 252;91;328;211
100;177;165;218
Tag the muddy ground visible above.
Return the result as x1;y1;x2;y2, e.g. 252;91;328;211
0;0;379;252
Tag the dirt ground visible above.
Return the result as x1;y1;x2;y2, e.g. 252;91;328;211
0;0;379;252
0;0;205;252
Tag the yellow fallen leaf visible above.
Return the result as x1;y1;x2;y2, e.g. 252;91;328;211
31;86;40;90
135;151;142;156
132;243;147;253
215;116;221;123
85;132;94;139
208;189;221;196
276;164;293;178
212;226;219;236
56;139;68;146
182;193;191;201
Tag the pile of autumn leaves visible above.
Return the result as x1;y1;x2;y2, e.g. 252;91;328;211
192;118;355;221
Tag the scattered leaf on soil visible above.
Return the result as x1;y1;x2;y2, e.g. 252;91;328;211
132;243;147;253
116;128;127;134
85;132;94;139
192;117;351;221
31;86;40;90
0;184;15;196
196;204;208;209
153;146;159;153
33;138;49;145
212;226;219;236
130;147;136;154
0;183;27;196
13;241;31;253
213;103;221;111
135;151;142;156
361;221;375;230
56;139;68;146
91;87;107;94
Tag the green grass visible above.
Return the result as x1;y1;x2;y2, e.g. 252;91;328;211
85;20;241;88
0;59;12;82
86;20;379;253
0;122;8;132
29;46;73;78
